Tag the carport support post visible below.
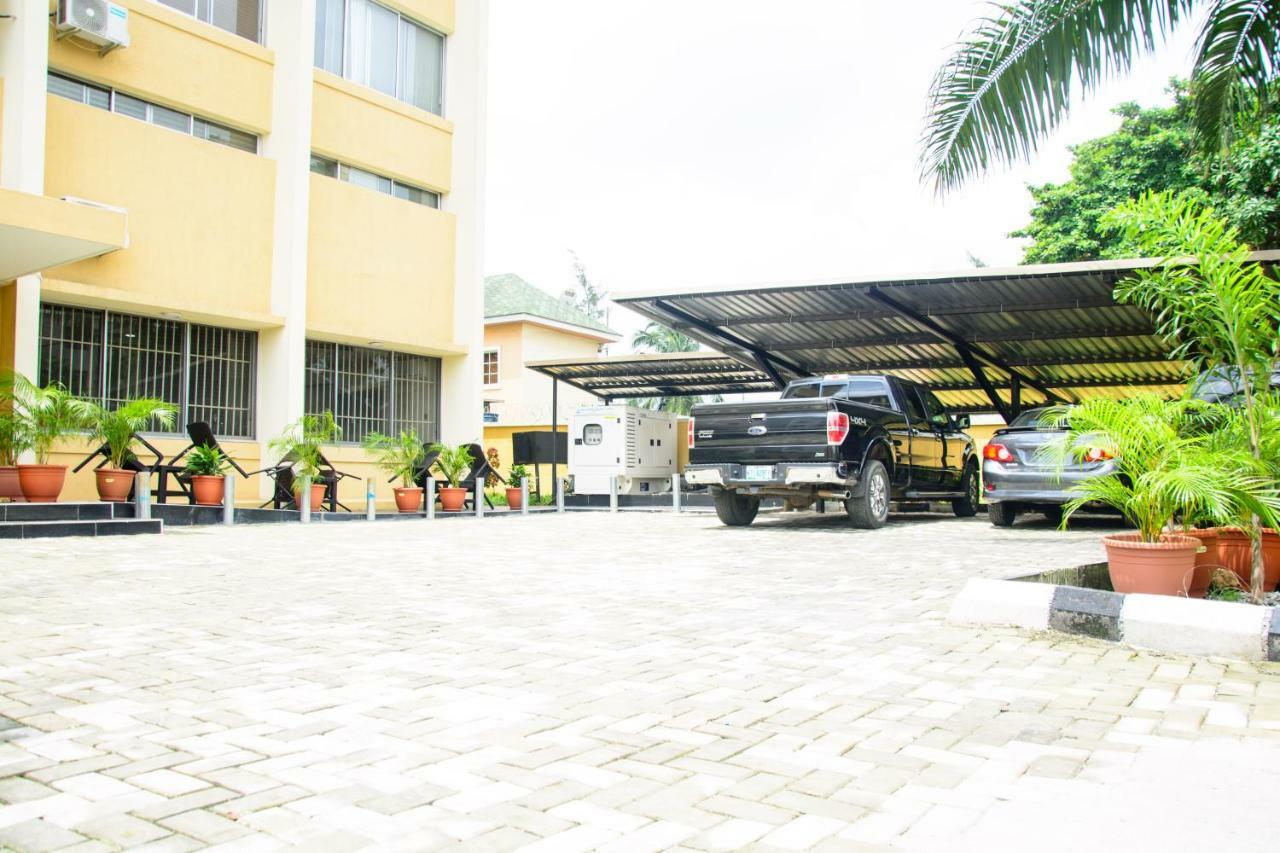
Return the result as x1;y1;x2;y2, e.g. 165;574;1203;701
1010;375;1022;419
426;477;435;520
134;472;151;521
609;475;618;513
222;474;235;526
520;477;529;516
366;478;376;520
551;377;559;491
672;474;681;513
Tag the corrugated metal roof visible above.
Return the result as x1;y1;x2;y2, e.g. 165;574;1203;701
525;352;775;401
612;252;1280;415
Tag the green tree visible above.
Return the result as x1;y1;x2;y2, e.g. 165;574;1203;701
1014;85;1280;262
629;322;714;415
567;250;607;323
920;0;1280;193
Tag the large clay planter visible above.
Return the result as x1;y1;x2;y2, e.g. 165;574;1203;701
394;486;423;513
1217;528;1280;593
1184;528;1219;598
17;464;68;503
293;483;327;512
506;486;523;511
95;467;134;502
0;465;24;502
438;486;467;512
191;475;226;507
1103;533;1200;596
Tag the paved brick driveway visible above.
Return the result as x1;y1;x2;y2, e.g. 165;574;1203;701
3;510;1280;851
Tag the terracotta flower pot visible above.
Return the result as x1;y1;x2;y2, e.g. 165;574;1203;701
1103;533;1200;596
191;475;226;507
1216;527;1280;593
293;482;327;512
95;467;134;502
438;485;467;512
17;464;68;503
0;465;24;502
506;486;523;511
1184;528;1219;598
394;486;423;513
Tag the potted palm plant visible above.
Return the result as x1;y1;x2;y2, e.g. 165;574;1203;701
429;443;474;512
363;430;426;512
0;411;27;503
8;373;93;503
85;398;178;502
506;464;529;510
268;412;341;511
1053;395;1280;596
185;444;231;506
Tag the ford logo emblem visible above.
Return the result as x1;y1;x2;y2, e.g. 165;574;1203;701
747;425;768;436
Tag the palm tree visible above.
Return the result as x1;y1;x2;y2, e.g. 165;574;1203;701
630;322;716;415
921;0;1280;193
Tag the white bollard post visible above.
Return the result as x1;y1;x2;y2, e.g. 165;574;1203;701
366;478;376;521
300;476;311;524
609;475;618;513
672;474;682;513
556;478;565;513
475;478;483;518
134;471;151;520
426;477;435;520
222;474;235;525
520;477;529;516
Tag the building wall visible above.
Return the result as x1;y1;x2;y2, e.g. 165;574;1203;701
0;0;486;509
483;320;606;428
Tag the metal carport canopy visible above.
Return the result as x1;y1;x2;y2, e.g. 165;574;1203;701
526;351;776;403
612;252;1280;418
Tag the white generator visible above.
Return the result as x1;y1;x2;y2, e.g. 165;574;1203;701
569;405;678;495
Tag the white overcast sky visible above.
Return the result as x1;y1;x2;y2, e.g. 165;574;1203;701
483;0;1200;348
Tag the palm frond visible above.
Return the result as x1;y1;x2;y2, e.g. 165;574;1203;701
1190;0;1280;151
921;0;1193;192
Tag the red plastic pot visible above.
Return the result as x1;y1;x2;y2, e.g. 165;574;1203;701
1217;528;1280;593
394;486;423;513
506;486;523;511
1184;528;1220;598
1103;533;1199;596
0;465;24;502
191;475;226;507
95;468;133;502
17;464;68;503
438;486;467;512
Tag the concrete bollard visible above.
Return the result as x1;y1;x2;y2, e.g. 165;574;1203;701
556;479;565;513
222;474;235;525
134;471;151;520
300;476;311;524
426;477;435;520
475;478;483;518
609;475;618;513
520;477;529;516
366;478;376;521
672;474;682;513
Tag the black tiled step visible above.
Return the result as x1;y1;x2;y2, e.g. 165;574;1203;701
0;502;120;523
0;518;162;539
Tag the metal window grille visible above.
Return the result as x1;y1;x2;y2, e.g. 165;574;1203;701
37;304;257;439
38;304;103;399
304;341;441;443
156;0;263;43
188;325;256;438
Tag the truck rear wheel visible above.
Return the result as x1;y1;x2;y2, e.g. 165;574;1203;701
714;490;760;526
952;463;980;517
846;460;890;529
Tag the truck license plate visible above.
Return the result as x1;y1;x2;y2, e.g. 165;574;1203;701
742;465;774;481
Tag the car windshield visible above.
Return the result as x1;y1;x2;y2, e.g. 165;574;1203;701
782;377;892;408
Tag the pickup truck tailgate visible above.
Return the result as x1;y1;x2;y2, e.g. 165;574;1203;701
692;400;835;465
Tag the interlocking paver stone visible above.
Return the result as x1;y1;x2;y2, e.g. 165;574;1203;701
3;512;1280;850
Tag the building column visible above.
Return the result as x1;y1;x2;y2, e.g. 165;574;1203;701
438;0;489;445
256;1;316;475
0;0;50;385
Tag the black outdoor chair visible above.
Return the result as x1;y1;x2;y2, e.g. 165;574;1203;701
152;421;250;504
72;434;174;502
454;442;502;510
252;450;356;512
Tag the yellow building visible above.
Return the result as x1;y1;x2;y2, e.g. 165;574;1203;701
481;274;618;485
0;0;487;508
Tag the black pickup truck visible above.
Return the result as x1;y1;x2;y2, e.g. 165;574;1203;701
686;375;979;528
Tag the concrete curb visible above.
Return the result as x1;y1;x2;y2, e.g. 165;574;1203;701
949;577;1276;661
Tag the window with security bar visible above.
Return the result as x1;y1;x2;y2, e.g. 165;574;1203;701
156;0;263;43
37;304;257;439
304;341;441;444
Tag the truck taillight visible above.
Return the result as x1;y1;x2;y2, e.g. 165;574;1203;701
1085;446;1114;462
984;442;1014;463
687;417;695;449
826;411;850;445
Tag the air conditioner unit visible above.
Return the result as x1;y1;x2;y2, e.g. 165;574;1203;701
56;0;131;54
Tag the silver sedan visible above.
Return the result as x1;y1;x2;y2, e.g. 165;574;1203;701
981;407;1117;527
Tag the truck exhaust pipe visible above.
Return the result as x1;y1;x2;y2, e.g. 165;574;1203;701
817;490;851;501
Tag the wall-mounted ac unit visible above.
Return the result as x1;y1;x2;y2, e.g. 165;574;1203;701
55;0;131;55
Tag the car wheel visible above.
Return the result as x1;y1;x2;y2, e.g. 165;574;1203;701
846;460;890;529
989;501;1017;527
713;490;760;527
951;463;980;518
1041;505;1064;526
